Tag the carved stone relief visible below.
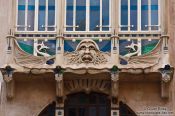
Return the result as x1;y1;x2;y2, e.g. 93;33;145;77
64;39;110;65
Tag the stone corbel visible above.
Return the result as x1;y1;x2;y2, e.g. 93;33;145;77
1;66;15;99
159;65;174;99
54;66;64;103
110;66;120;104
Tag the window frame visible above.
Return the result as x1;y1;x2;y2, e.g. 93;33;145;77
119;0;161;33
16;0;57;32
64;0;111;33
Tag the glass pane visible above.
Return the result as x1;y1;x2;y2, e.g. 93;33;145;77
76;0;86;31
78;108;87;116
38;0;46;31
27;0;35;31
151;0;158;30
141;39;159;54
89;93;97;104
102;0;109;31
121;0;128;30
68;108;77;116
141;0;148;30
90;0;100;31
130;0;137;30
48;0;55;31
99;107;107;116
66;0;73;31
18;0;25;31
89;107;96;116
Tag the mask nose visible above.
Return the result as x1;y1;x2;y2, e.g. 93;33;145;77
85;48;89;53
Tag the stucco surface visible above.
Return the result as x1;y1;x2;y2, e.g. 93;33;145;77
1;75;56;116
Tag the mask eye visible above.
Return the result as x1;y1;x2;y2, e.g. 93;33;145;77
89;46;95;50
80;46;86;50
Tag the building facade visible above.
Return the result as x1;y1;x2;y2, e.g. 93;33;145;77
0;0;175;116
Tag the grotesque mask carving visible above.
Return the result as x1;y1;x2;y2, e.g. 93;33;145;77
65;39;109;65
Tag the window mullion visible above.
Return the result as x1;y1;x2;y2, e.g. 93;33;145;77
73;0;76;31
33;39;38;56
35;0;39;31
128;0;130;31
137;0;141;32
86;0;90;31
45;0;48;31
158;0;160;31
100;0;102;31
25;0;28;31
148;0;151;31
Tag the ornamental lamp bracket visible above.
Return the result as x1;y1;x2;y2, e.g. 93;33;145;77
158;64;174;99
159;64;174;83
0;65;15;99
1;65;15;82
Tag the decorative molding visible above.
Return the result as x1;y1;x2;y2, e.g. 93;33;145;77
64;79;111;95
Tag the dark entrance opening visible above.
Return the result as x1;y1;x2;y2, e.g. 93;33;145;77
38;101;56;116
119;101;137;116
65;92;110;116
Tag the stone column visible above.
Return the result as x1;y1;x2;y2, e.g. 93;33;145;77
111;35;119;65
111;73;119;116
55;73;64;116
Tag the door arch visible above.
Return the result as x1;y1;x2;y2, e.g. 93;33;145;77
119;101;137;116
65;92;110;116
38;101;56;116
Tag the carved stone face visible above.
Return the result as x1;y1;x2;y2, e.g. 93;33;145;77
76;40;99;63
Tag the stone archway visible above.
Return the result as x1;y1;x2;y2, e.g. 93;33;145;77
64;92;111;116
38;101;56;116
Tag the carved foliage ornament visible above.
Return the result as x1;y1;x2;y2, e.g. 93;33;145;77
65;39;109;65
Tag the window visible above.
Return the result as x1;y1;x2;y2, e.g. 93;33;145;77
120;0;160;31
65;0;110;32
17;0;56;31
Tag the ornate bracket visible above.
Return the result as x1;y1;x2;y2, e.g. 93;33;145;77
0;66;15;99
159;65;174;98
54;66;64;103
110;66;120;104
159;65;174;83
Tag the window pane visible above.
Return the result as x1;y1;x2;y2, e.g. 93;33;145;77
76;0;86;31
38;0;46;31
18;0;25;31
99;107;107;116
90;0;100;31
27;0;35;31
141;0;148;30
151;0;158;30
130;0;137;30
121;0;128;30
66;0;73;31
68;108;76;116
48;0;55;31
89;107;96;116
102;0;109;31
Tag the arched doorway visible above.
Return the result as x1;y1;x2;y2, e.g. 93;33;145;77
65;92;110;116
38;101;56;116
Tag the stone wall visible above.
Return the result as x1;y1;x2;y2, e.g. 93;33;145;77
169;0;175;114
